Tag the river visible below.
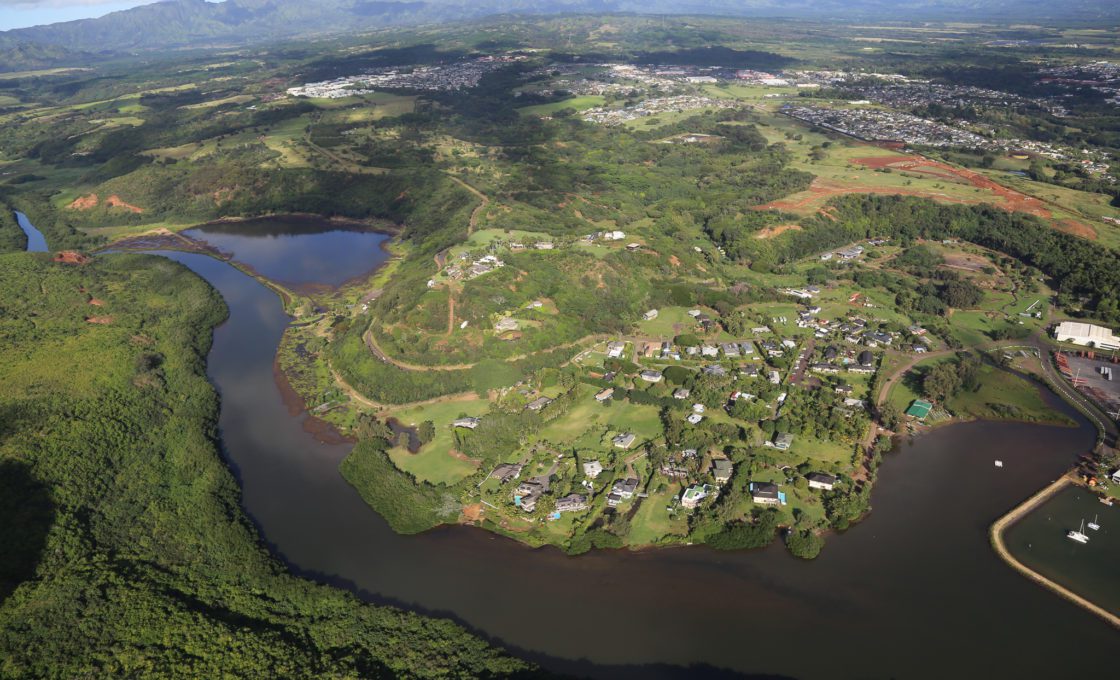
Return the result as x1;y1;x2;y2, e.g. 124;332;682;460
148;234;1118;678
15;210;48;252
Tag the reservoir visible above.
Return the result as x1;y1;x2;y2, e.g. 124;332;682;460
1004;484;1120;616
153;246;1119;679
183;215;391;289
15;211;48;252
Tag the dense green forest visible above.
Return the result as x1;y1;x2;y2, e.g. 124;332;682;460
0;207;25;252
0;252;532;677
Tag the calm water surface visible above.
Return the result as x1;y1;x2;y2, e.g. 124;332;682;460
184;215;390;288
1005;485;1120;615
15;211;48;252
153;248;1118;679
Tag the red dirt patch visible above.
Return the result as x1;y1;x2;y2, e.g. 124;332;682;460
85;316;113;324
53;251;90;265
67;194;99;210
755;223;802;239
449;449;481;465
1056;218;1098;240
851;155;1051;218
669;254;681;267
88;298;106;306
460;503;484;523
104;194;143;213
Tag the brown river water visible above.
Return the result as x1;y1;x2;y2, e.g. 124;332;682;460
153;235;1118;679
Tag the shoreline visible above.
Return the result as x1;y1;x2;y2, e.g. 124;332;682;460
990;475;1120;630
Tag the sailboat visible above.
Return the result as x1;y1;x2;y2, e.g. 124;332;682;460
1087;514;1101;531
1067;519;1090;544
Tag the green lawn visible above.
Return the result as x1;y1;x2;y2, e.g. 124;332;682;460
946;364;1074;426
518;95;605;117
385;399;490;484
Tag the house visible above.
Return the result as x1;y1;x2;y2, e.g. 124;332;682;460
822;346;839;361
1054;321;1120;350
721;343;740;358
1111;469;1120;485
611;477;639;499
612;432;637;449
492;463;523;483
643;309;659;321
606;341;626;358
673;387;691;400
626;243;642;252
858;350;874;368
515;480;541;497
807;472;837;491
703;364;727;377
681;448;698;458
739;342;756;356
555;494;589;513
583;460;604;479
810;363;840;374
661;461;689;478
639;369;663;383
834;383;853;395
681;484;712;509
712;459;733;484
740;365;759;378
607;493;623;507
765;432;794;450
750;482;781;505
453;417;481;429
494;317;520;332
686;413;704;425
595;387;616;402
769;370;781;385
526;396;554;411
701;344;719;358
535;241;555;250
518;494;539;512
603;230;626;241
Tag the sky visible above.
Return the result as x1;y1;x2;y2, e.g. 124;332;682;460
0;0;163;31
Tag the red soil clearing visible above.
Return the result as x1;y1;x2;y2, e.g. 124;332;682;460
53;251;90;265
85;316;113;324
1056;218;1098;240
67;194;99;210
851;155;1051;218
755;223;802;239
67;193;144;213
88;298;106;306
105;195;143;213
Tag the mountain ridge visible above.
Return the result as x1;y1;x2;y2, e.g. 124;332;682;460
0;0;1117;64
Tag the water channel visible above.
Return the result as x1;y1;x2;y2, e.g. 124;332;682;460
34;209;1109;678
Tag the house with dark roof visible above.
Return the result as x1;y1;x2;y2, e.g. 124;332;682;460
750;482;781;505
807;472;837;491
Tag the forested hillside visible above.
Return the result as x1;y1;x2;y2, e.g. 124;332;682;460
0;252;532;678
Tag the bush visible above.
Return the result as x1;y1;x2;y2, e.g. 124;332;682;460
785;529;824;559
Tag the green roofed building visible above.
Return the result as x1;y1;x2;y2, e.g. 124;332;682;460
906;399;933;419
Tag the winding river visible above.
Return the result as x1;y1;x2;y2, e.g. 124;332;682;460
113;220;1117;677
15;211;47;252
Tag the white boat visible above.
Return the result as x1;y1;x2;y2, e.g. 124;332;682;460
1067;519;1089;544
1087;514;1100;531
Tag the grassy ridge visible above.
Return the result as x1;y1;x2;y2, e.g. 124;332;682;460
0;252;531;678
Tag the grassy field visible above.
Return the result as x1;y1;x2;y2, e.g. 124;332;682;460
636;305;699;337
385;399;490;484
518;95;605;117
946;364;1074;426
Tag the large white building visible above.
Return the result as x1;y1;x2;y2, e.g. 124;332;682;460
1054;321;1120;350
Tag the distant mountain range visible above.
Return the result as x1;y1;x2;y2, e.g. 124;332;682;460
1;0;1118;68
